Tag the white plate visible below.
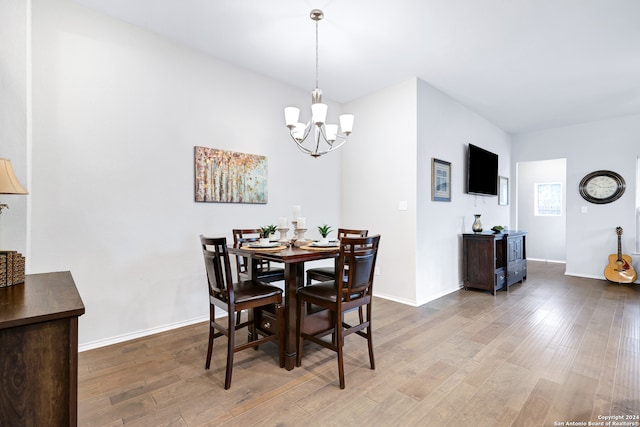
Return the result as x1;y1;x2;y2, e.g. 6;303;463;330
248;242;280;248
310;241;339;247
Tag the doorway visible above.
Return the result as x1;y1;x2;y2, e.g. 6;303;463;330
516;159;567;263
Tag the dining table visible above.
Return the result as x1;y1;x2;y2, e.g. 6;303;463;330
228;242;339;370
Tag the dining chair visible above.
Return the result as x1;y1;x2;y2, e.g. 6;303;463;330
233;228;285;282
296;234;381;389
232;228;285;324
200;235;285;389
305;228;368;285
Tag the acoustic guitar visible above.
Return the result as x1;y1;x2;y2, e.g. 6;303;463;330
604;227;637;283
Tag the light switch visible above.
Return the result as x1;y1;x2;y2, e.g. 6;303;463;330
581;206;588;213
398;200;408;210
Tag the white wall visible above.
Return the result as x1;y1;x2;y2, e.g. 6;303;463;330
512;114;640;280
341;78;512;306
516;159;566;262
416;79;511;304
31;0;342;348
341;79;418;305
0;0;29;254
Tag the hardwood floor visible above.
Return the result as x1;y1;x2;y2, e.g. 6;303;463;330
78;262;640;426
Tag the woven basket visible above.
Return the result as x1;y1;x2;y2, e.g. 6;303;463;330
0;250;26;287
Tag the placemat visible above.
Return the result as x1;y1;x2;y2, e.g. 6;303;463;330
300;245;340;252
241;244;287;252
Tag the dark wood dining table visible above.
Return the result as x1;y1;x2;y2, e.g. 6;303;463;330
228;243;338;370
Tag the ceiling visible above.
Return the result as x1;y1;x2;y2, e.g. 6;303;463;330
71;0;640;134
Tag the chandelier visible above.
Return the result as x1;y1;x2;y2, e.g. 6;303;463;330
284;9;354;158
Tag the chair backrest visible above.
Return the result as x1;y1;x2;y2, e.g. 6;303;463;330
336;235;380;302
333;229;368;271
337;228;368;239
200;235;235;304
231;229;262;277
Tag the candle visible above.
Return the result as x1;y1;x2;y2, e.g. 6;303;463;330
293;205;301;220
297;217;306;228
278;217;287;228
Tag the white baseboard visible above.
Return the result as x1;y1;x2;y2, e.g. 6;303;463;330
416;286;463;307
374;285;462;308
79;315;209;352
373;292;417;307
528;258;566;264
563;271;604;280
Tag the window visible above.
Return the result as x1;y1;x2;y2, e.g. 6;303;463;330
535;182;562;216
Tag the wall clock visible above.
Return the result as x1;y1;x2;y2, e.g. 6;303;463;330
578;170;625;204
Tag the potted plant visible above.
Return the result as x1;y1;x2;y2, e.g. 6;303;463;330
317;224;333;244
260;225;277;244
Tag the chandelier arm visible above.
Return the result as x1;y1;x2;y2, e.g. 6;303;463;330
315;125;324;154
301;121;312;141
289;133;313;155
326;139;347;152
316;124;334;148
310;139;348;157
288;131;342;158
289;121;312;142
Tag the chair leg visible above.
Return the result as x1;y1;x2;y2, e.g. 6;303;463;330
277;302;285;368
336;310;345;389
296;297;304;367
205;305;215;369
366;303;375;370
236;311;242;326
224;312;235;389
205;322;214;369
248;308;258;350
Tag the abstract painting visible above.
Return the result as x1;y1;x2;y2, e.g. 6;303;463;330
194;146;267;203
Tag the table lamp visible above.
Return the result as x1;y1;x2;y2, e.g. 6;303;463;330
0;157;28;215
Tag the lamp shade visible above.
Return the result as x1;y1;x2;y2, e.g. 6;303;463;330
0;158;28;194
311;103;328;125
284;107;300;128
339;114;354;135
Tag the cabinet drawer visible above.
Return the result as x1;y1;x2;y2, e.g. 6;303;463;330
494;270;506;291
508;261;526;285
254;307;278;335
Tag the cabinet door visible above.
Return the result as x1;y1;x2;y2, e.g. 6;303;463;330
507;236;523;263
463;236;496;291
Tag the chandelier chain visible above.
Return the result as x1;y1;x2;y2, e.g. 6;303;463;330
315;18;319;90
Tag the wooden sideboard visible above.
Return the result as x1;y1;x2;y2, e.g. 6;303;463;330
462;231;527;295
0;271;85;426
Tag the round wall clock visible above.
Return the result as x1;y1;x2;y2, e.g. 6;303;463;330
578;170;625;204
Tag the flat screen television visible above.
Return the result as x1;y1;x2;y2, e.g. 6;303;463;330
467;143;498;196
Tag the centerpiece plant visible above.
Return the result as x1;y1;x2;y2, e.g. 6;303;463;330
317;224;333;241
260;225;277;239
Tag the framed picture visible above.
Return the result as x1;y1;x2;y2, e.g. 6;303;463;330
498;176;509;206
431;158;451;202
194;146;268;204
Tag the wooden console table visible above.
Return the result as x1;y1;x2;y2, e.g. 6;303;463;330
0;271;85;426
462;231;527;294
